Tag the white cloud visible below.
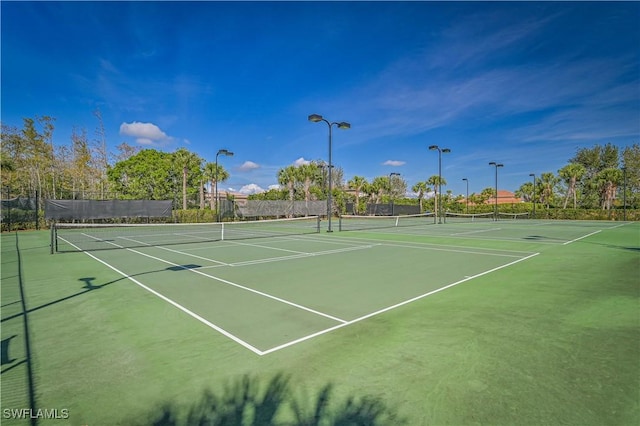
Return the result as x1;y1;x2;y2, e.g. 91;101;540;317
119;121;170;145
268;184;281;190
383;160;406;166
293;157;311;166
238;184;265;195
238;161;260;171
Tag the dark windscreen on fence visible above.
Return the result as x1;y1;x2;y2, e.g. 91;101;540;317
45;199;173;221
1;195;39;231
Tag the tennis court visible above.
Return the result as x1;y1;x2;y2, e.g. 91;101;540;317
3;216;638;425
49;215;612;356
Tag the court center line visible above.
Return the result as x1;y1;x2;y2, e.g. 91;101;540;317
260;252;540;356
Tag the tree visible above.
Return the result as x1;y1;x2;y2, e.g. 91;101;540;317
479;187;495;204
107;149;177;200
426;175;446;217
173;148;202;210
558;163;586;209
621;144;640;208
277;165;298;206
70;127;94;198
93;109;109;198
538;172;560;209
347;176;367;214
203;162;230;210
515;182;534;203
570;143;619;208
298;163;319;204
411;181;430;212
597;168;623;210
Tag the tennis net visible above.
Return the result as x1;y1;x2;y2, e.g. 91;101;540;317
497;212;530;220
52;216;321;253
444;212;495;223
338;213;435;231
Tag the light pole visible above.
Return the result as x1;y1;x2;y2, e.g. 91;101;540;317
428;145;450;223
308;114;350;232
489;162;503;221
462;178;469;214
529;173;536;219
389;172;400;215
215;149;234;222
622;166;627;221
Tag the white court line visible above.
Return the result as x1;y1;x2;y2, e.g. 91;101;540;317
72;233;348;324
118;247;349;324
323;234;538;255
60;232;540;356
379;242;523;258
563;230;602;245
260;252;541;355
224;240;310;255
58;236;264;355
451;228;501;236
119;236;231;266
229;245;377;267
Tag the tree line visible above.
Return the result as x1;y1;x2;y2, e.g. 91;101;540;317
1;115;638;214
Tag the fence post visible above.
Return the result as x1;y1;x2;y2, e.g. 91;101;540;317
35;190;40;230
5;186;10;232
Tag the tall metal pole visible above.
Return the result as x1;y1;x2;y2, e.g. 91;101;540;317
529;173;536;219
622;167;627;221
489;162;503;221
309;114;350;232
328;124;333;230
462;178;468;214
389;172;400;216
215;149;233;222
429;146;450;223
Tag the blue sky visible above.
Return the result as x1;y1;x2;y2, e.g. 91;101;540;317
2;1;639;196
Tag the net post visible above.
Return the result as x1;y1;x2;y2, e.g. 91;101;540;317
338;216;342;232
221;222;225;241
316;216;321;233
50;222;55;254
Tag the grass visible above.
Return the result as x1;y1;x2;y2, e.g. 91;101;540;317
1;221;639;425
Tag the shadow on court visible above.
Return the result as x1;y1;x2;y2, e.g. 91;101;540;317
144;373;405;426
1;264;202;324
0;232;38;425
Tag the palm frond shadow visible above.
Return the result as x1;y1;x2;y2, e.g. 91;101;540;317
147;373;405;426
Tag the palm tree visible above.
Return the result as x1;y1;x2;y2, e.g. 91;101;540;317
411;181;430;213
347;175;367;214
558;163;586;209
539;172;559;209
478;187;495;206
298;164;318;203
370;176;389;204
297;163;319;216
597;168;623;210
173;148;201;210
426;175;446;218
203;162;230;210
277;166;298;217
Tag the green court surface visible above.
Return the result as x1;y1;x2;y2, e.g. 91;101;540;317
1;219;639;425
